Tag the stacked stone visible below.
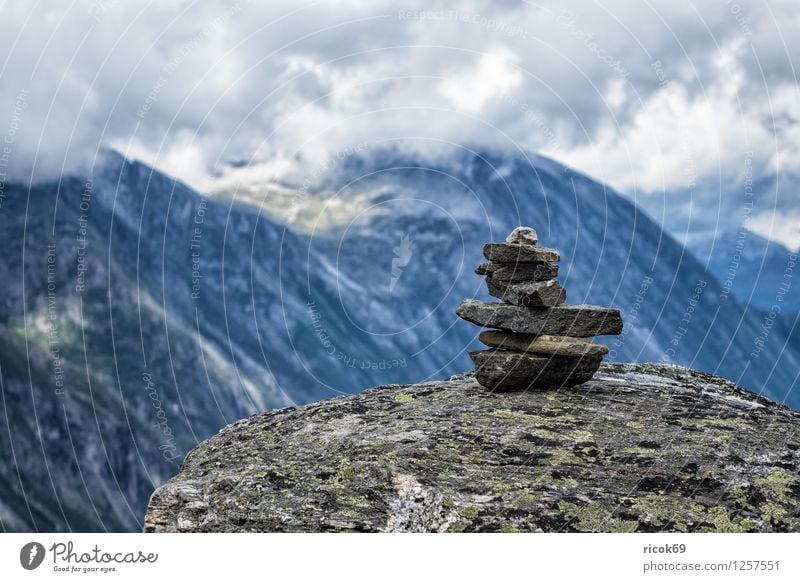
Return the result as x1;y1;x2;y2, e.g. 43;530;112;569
457;227;623;390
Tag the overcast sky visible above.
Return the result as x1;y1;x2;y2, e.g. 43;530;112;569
2;0;798;204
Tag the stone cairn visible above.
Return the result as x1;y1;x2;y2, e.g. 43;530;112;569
456;227;623;390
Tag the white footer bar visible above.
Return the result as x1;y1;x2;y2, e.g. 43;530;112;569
2;533;798;581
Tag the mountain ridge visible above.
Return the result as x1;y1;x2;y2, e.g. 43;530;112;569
2;145;799;532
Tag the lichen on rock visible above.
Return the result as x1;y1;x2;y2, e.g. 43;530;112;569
145;363;800;532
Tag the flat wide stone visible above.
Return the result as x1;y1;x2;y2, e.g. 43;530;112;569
486;278;566;307
475;261;559;283
479;331;610;357
483;243;560;263
469;349;602;390
456;299;623;337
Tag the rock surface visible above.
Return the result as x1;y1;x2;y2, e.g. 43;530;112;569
456;300;623;336
145;364;800;533
478;332;609;358
475;261;559;283
487;278;567;307
470;350;602;389
483;243;560;263
505;226;538;246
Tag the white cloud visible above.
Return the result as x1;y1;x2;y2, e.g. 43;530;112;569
1;0;799;209
747;210;800;252
552;41;795;193
439;47;521;113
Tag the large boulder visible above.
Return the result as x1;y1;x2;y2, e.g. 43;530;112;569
145;364;800;532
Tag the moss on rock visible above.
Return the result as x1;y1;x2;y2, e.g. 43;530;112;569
145;364;800;532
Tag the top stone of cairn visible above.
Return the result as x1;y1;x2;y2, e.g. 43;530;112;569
505;226;538;246
486;225;559;263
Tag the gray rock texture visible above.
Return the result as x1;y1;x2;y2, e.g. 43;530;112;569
505;227;538;246
478;332;609;358
487;279;567;307
456;299;623;336
145;364;800;533
475;261;559;283
470;350;602;389
483;243;560;263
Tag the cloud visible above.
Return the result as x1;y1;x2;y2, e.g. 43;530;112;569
439;46;522;113
747;210;800;253
1;0;799;204
555;41;799;193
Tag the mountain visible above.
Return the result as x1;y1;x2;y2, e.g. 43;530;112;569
637;172;800;314
220;146;800;403
2;146;800;532
0;322;163;531
690;229;799;313
145;364;800;533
